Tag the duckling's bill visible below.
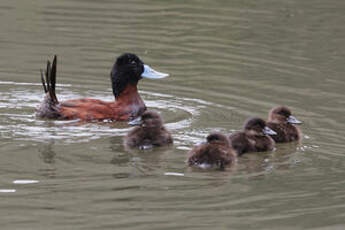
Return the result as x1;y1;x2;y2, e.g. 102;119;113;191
287;115;302;124
128;116;142;126
264;126;277;135
141;65;169;79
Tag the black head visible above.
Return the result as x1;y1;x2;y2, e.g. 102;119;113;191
206;132;230;146
141;110;163;129
110;53;144;98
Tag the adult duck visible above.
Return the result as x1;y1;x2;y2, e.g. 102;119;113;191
36;53;168;121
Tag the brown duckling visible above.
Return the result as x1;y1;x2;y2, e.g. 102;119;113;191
187;132;237;169
229;117;276;156
266;106;302;143
124;110;173;149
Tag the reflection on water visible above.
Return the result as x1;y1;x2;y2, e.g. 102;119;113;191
39;141;57;164
0;0;345;229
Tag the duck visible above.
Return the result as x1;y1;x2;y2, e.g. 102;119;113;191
229;117;276;156
187;132;237;169
36;53;169;121
123;110;173;149
266;106;302;142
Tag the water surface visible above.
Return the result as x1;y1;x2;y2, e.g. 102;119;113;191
0;0;345;229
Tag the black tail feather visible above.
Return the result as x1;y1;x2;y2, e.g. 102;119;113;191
51;55;57;102
40;55;58;104
46;60;53;101
40;69;48;93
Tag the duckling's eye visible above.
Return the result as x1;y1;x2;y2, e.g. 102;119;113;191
130;60;136;65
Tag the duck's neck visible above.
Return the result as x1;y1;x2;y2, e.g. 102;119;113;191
114;84;146;119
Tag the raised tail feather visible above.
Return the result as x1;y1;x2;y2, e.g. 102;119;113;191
37;55;61;119
40;55;58;104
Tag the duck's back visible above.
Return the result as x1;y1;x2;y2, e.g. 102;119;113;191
251;135;275;152
152;127;173;146
59;99;115;120
229;132;254;155
188;144;235;168
229;132;274;155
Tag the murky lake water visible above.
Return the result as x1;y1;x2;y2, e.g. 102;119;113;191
1;0;345;229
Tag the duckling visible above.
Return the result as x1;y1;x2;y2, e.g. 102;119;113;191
187;132;237;169
229;117;276;156
124;110;173;149
267;106;302;142
36;53;169;121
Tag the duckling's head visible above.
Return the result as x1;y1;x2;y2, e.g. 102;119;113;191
206;132;231;146
110;53;168;98
141;110;164;129
129;110;164;129
269;106;302;124
244;117;276;136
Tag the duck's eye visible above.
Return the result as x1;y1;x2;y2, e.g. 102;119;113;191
130;60;136;64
